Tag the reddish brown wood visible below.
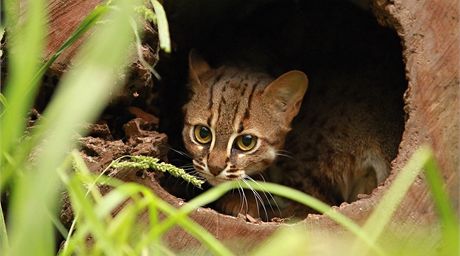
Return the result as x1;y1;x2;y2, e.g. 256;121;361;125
44;0;159;80
45;0;103;72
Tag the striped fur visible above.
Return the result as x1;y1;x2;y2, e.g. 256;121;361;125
182;51;307;187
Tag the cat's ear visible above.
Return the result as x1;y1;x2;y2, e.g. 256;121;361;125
263;70;308;120
189;49;211;84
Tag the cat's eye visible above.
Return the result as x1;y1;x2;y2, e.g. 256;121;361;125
235;134;257;151
194;125;212;144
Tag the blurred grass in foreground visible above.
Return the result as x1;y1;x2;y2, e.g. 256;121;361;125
251;146;458;256
0;0;458;255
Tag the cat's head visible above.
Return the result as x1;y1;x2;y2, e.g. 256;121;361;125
182;51;308;185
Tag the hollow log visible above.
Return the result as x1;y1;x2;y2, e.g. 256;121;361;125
153;0;459;252
45;0;459;254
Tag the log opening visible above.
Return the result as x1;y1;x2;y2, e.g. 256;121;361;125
157;0;408;222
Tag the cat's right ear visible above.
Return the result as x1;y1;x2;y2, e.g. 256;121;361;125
189;50;211;85
263;70;308;122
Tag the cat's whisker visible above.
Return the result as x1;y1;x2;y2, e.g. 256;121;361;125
182;168;197;173
245;175;280;218
255;174;277;200
236;181;247;215
241;178;268;221
242;188;249;215
179;163;195;168
242;179;260;218
245;177;271;207
185;180;191;193
275;149;296;160
166;146;192;159
187;170;200;176
277;149;293;154
275;152;295;160
241;191;247;216
192;160;206;170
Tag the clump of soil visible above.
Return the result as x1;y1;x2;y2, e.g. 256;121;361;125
59;107;170;226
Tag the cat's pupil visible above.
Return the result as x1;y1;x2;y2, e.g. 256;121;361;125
199;127;210;138
241;135;253;146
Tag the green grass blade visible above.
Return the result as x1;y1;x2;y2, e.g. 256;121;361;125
149;182;234;238
31;4;109;87
67;176;115;255
94;189;132;219
0;93;7;118
1;0;48;255
147;191;234;256
150;0;171;53
240;182;386;256
107;204;138;254
1;0;46;177
48;207;70;239
153;181;384;256
0;27;4;59
116;183;234;256
351;145;432;256
5;0;142;255
251;226;312;256
2;0;19;30
424;152;459;255
60;155;233;256
1;1;108;189
0;201;8;252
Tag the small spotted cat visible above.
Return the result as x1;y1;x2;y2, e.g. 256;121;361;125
182;51;394;219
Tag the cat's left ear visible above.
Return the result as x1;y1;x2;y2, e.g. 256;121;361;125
263;70;308;120
189;49;211;84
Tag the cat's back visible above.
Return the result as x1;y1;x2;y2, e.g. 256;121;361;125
279;70;402;204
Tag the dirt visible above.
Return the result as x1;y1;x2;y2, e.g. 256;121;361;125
58;107;169;225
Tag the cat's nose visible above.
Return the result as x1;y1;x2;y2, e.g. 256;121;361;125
208;165;222;176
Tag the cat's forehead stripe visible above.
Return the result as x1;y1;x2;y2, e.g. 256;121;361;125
206;69;227;125
240;80;260;127
230;81;252;130
232;81;255;132
206;79;214;126
221;77;250;129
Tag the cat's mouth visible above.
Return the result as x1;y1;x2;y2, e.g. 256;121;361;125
195;170;243;186
202;174;238;186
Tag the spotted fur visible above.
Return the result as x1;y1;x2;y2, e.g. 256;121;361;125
182;51;395;219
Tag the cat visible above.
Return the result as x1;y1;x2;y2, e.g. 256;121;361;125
182;50;395;220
